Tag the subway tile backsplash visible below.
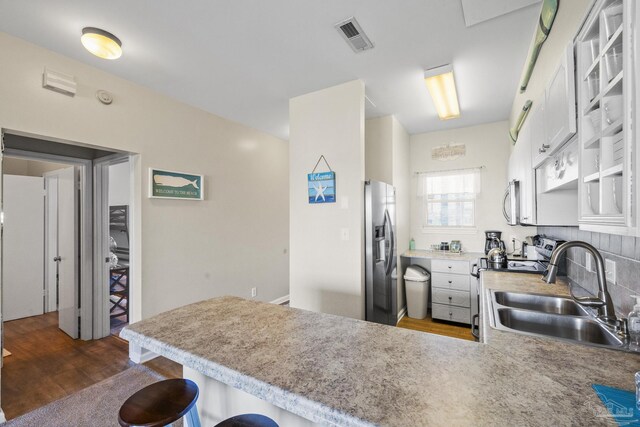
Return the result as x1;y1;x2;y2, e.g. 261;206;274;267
539;226;640;317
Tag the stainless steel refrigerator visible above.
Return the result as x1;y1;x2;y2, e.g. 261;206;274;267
364;180;397;325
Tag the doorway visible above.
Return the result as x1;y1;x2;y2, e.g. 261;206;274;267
105;158;132;335
1;130;137;340
2;156;82;340
0;129;139;420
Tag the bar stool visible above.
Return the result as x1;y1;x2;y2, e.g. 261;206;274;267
118;379;201;427
215;414;279;427
118;378;280;427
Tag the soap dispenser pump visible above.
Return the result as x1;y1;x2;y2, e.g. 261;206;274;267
628;295;640;346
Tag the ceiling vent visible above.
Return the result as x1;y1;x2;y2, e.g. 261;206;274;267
335;17;374;53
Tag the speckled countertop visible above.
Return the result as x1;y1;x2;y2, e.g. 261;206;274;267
480;271;640;421
402;249;484;261
122;275;640;426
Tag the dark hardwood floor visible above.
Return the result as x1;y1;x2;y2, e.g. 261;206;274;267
2;312;181;420
396;311;476;341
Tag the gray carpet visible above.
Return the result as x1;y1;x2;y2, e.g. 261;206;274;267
5;364;180;427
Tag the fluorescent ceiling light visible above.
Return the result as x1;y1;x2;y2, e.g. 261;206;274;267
424;65;461;120
81;27;122;60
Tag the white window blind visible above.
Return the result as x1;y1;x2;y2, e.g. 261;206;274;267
418;167;481;229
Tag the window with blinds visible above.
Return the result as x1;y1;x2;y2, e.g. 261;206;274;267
418;168;481;230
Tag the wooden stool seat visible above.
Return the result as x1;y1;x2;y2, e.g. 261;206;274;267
215;414;279;427
118;378;200;427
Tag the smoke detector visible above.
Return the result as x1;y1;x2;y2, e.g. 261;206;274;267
335;17;374;53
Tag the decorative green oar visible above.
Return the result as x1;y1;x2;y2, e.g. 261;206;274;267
519;0;560;93
509;100;533;143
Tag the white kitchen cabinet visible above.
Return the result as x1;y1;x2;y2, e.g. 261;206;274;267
530;104;548;168
543;43;577;154
508;103;579;226
576;0;638;236
529;43;576;161
430;259;472;325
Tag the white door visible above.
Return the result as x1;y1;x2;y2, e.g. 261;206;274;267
57;166;79;339
2;175;45;321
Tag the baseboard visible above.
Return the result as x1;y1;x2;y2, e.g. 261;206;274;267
270;295;290;305
396;306;407;324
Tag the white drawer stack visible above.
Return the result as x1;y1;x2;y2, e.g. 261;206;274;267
430;259;471;324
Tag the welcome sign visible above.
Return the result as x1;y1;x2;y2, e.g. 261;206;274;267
307;171;336;204
149;168;204;200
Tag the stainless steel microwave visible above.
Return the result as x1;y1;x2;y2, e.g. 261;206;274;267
503;180;520;226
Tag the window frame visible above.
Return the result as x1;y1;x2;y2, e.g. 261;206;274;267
419;168;481;234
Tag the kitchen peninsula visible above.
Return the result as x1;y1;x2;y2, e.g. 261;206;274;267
122;284;639;426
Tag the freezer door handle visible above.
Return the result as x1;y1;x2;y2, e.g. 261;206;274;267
384;209;395;276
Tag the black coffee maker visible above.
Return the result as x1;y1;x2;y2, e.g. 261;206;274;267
485;230;506;255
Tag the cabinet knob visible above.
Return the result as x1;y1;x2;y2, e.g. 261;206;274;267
448;280;452;284
448;296;452;300
539;147;547;154
542;144;550;149
449;312;453;316
448;266;452;269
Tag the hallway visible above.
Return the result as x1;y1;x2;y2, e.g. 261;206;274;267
2;312;180;420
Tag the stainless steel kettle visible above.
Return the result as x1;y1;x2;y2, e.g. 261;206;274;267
487;247;508;269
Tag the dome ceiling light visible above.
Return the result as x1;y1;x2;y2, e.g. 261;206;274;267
81;27;122;60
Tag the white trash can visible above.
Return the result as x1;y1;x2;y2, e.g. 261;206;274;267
403;265;430;319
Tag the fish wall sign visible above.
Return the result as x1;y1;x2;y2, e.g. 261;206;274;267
149;168;204;200
307;171;336;204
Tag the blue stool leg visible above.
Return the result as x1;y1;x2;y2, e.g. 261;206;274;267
183;405;201;427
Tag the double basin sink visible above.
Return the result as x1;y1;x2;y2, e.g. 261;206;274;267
490;291;625;349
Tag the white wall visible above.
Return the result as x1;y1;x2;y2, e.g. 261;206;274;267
0;32;290;321
289;80;365;319
365;116;393;184
410;121;534;254
109;161;131;207
509;0;593;128
391;116;410;311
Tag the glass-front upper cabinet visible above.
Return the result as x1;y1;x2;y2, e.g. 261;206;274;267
576;0;638;236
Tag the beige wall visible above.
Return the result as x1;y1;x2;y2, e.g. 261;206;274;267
0;32;290;321
510;0;593;129
109;161;131;207
391;116;410;312
289;80;365;319
3;157;67;176
410;121;535;254
365;116;393;184
364;115;411;313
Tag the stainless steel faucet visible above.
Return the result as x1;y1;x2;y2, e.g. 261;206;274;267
543;241;617;320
